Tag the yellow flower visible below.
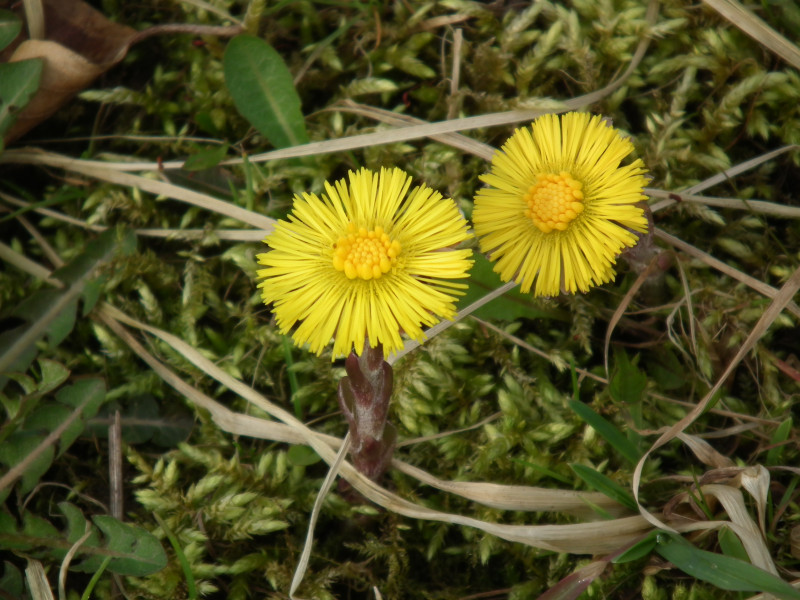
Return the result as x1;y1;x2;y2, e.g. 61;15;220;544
473;112;648;296
256;167;473;358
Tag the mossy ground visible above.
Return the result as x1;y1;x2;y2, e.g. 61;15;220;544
1;1;800;599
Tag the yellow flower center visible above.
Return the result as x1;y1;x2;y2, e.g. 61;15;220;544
523;171;585;233
332;223;402;280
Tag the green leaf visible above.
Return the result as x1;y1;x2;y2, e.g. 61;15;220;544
0;228;135;385
182;143;230;171
458;253;568;321
568;399;641;464
612;532;657;564
0;431;53;494
0;560;24;599
287;445;321;467
36;359;71;395
194;111;221;136
0;505;166;576
25;404;73;439
54;378;106;453
766;417;792;465
89;394;191;447
609;352;647;405
60;502;99;548
22;512;61;541
0;9;21;52
570;464;638;511
0;377;105;493
56;378;105;417
718;525;749;562
223;34;309;149
89;515;167;576
0;58;43;139
647;348;686;391
81;277;105;317
656;532;800;599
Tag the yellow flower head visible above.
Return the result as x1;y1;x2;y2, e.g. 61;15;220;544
473;112;649;296
257;167;473;358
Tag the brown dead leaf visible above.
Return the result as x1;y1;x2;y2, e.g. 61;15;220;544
2;0;241;145
2;0;135;144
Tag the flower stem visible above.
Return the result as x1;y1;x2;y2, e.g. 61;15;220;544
337;343;396;480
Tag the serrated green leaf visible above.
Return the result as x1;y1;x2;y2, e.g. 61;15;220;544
648;348;688;391
58;502;100;549
656;533;800;598
56;377;105;416
56;379;106;454
50;228;135;287
0;376;105;493
0;506;166;576
0;10;21;53
224;35;309;149
2;372;35;396
36;359;71;394
25;404;73;436
22;512;60;541
0;58;42;138
0;391;21;426
90;515;167;576
0;228;134;383
570;463;637;511
0;431;52;494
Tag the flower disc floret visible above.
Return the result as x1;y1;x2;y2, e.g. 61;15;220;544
525;171;585;233
256;167;473;358
333;224;402;280
473;112;648;296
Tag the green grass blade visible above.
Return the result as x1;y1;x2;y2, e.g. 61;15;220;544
282;337;301;419
153;513;197;600
656;532;800;599
570;463;638;511
511;458;572;486
718;525;749;562
766;417;793;465
612;532;657;564
80;556;111;600
568;399;641;465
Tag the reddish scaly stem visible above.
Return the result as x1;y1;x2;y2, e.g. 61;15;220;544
337;343;396;481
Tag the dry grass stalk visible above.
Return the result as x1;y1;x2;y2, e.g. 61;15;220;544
632;265;800;531
703;0;800;69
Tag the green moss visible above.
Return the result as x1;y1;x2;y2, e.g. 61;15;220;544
2;0;800;597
